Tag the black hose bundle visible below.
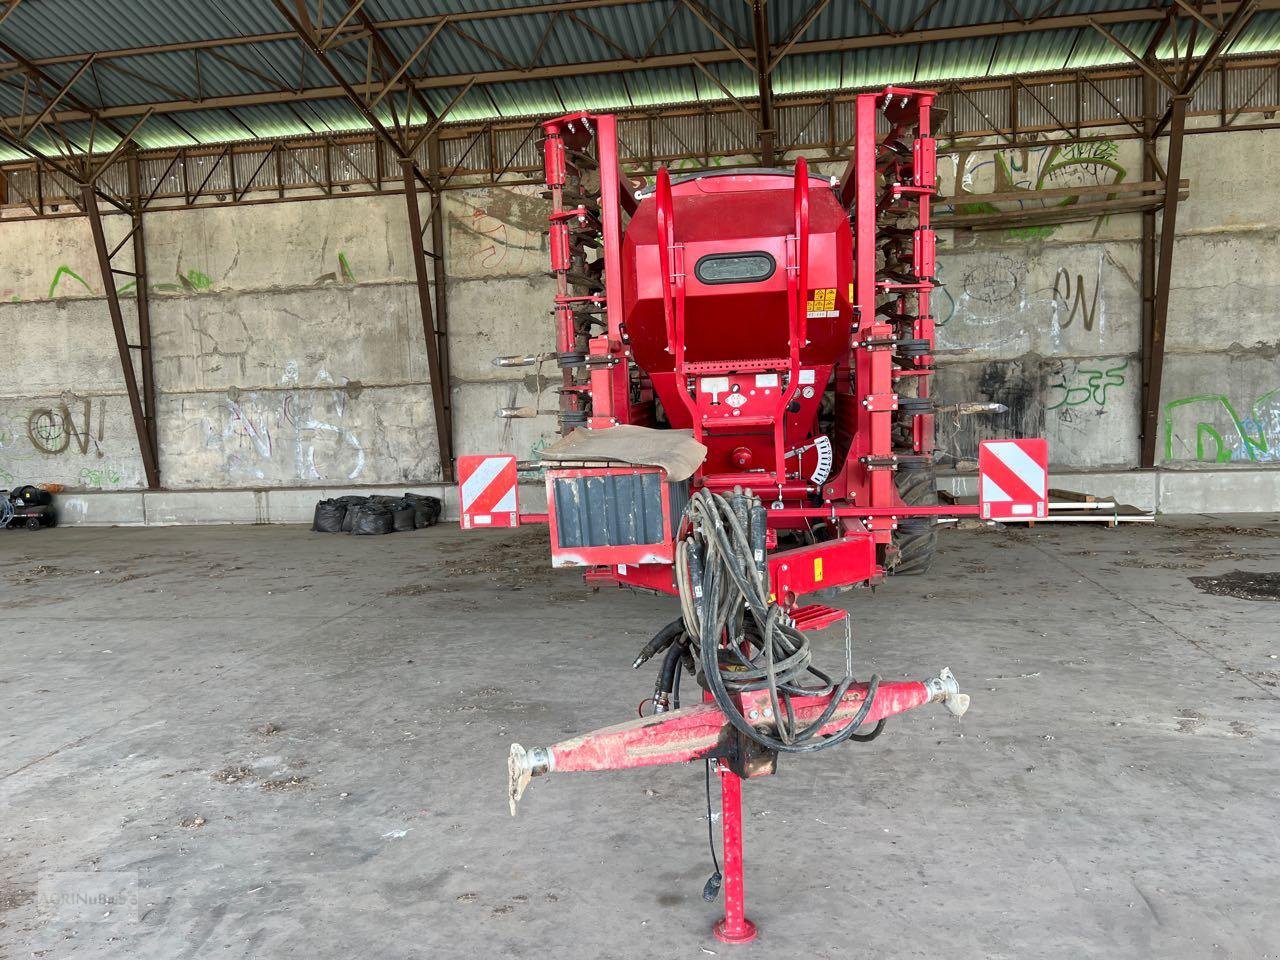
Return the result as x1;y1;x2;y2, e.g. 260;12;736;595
675;488;881;753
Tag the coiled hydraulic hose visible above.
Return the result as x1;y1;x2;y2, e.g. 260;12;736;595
674;488;881;753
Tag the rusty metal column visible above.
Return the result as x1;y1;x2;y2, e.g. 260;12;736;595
82;183;160;489
1140;95;1188;468
401;158;455;482
427;133;453;471
127;153;159;463
751;0;775;165
1139;75;1157;466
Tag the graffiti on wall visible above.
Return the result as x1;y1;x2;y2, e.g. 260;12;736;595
312;252;357;286
31;252;362;301
1046;359;1128;412
48;265;95;298
25;397;107;456
938;138;1127;238
934;258;1107;353
208;365;368;483
0;395;131;488
449;187;546;274
1163;390;1280;463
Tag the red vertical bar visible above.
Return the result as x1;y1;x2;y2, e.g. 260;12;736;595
713;768;757;944
595;115;633;426
915;98;936;459
852;93;893;507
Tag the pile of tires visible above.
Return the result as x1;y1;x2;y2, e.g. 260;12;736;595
311;493;441;535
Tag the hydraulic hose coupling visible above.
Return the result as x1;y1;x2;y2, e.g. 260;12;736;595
508;744;553;816
924;667;971;718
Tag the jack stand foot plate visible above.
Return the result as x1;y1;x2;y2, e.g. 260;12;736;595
713;918;758;944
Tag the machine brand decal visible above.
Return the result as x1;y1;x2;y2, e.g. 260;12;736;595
978;439;1049;520
457;454;520;528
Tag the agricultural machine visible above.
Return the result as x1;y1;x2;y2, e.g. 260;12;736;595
459;87;1047;943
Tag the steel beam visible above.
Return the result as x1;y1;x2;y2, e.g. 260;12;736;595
402;160;454;481
1139;75;1158;470
1140;95;1188;468
750;0;775;164
127;154;158;462
81;182;160;488
426;131;453;473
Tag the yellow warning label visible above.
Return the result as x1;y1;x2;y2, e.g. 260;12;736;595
806;287;836;312
814;557;824;582
848;282;854;302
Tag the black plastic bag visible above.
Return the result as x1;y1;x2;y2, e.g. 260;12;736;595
350;503;393;535
388;499;417;532
337;496;367;532
403;492;442;528
312;499;346;533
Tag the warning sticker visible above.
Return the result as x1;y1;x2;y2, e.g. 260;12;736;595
806;288;836;315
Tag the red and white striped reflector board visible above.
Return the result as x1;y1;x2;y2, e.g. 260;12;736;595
978;439;1048;520
457;454;520;529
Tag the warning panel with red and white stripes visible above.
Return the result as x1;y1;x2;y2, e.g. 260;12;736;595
458;454;520;529
978;439;1048;521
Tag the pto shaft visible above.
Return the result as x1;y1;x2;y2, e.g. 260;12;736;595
508;668;967;814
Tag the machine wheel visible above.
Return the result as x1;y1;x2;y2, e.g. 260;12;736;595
889;468;938;576
25;516;41;530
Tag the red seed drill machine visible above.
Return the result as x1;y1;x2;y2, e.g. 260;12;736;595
459;87;1049;944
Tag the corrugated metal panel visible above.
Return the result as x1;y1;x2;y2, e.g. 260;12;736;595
1066;21;1157;69
773;51;843;97
625;67;699;108
1078;74;1142;124
842;46;920;90
0;0;1279;158
485;78;564;117
1226;62;1280;112
1232;10;1280;55
988;30;1078;76
916;38;999;83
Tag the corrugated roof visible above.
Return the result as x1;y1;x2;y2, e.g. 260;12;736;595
0;0;1277;161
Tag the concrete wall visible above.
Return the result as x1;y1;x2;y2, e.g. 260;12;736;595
0;121;1277;521
930;123;1280;483
0;187;560;502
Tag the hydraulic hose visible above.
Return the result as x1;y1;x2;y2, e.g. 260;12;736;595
674;488;881;754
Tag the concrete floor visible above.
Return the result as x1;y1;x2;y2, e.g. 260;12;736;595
1;516;1278;960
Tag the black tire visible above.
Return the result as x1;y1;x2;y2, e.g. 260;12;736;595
889;468;938;576
25;516;41;530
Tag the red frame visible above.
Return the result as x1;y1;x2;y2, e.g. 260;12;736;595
472;88;1045;604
